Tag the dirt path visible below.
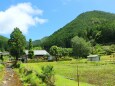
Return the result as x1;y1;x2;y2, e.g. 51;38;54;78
0;63;23;86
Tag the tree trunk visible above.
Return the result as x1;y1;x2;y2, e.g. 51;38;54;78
12;56;18;67
55;56;58;61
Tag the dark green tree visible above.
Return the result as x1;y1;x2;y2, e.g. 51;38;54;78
28;39;33;50
71;36;91;58
28;50;34;59
28;39;34;59
8;27;26;61
62;48;73;57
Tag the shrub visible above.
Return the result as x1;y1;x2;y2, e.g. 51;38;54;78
0;64;4;71
103;47;112;55
19;64;46;86
11;61;21;68
30;72;44;86
110;44;115;52
39;65;55;86
28;50;34;59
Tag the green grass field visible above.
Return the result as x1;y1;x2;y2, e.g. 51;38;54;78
18;55;115;86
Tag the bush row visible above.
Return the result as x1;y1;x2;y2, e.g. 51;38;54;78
19;64;55;86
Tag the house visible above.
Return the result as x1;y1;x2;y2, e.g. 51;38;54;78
87;55;100;61
25;50;50;59
0;52;9;55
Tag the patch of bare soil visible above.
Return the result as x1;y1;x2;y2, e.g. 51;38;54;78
1;67;23;86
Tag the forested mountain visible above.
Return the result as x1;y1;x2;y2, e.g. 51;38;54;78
0;35;8;51
42;10;115;50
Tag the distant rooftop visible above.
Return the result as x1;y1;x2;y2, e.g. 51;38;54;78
25;50;49;55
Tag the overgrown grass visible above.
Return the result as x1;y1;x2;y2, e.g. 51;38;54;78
0;64;4;83
18;61;88;85
55;75;93;86
16;55;115;86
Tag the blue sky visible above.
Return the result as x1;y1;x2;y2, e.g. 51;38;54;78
0;0;115;41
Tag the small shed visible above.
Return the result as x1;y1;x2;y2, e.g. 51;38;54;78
87;55;100;61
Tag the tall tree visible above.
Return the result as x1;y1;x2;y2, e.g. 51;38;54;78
28;39;33;50
8;27;26;61
28;39;34;59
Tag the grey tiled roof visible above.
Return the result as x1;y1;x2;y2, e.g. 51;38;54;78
25;50;49;55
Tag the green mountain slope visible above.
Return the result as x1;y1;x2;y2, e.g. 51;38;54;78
33;36;48;47
42;10;115;49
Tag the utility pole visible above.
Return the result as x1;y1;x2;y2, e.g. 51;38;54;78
77;65;79;86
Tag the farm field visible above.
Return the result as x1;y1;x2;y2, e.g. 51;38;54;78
18;55;115;86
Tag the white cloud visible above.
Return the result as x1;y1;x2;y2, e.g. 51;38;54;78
0;2;47;34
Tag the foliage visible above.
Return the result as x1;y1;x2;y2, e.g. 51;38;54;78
93;45;114;55
103;46;113;55
33;46;43;50
18;64;55;86
28;50;34;59
0;64;4;72
8;27;26;60
11;61;22;68
19;65;43;86
39;65;55;86
92;44;104;55
28;39;33;50
50;46;59;61
61;48;73;57
110;44;115;52
71;36;91;58
50;46;72;61
28;39;34;59
0;55;3;61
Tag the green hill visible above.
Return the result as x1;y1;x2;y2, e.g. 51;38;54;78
42;10;115;49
